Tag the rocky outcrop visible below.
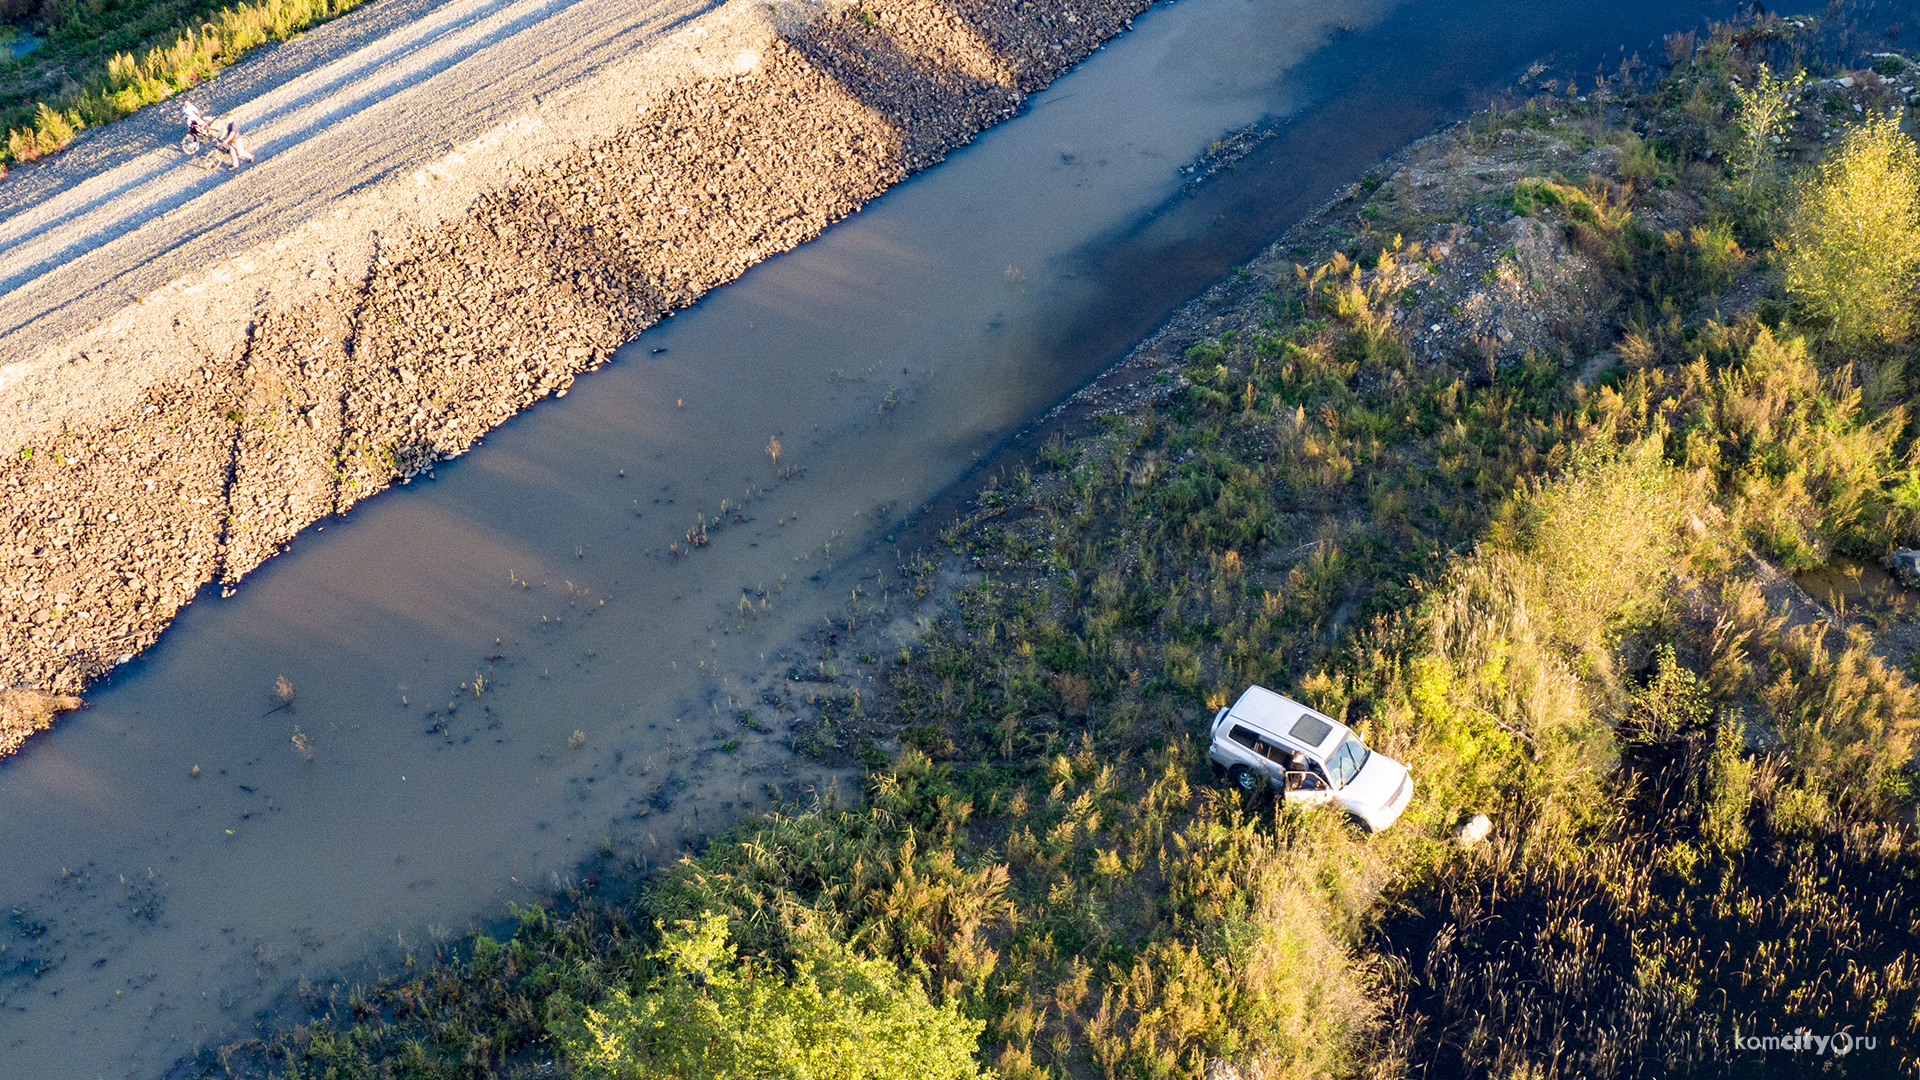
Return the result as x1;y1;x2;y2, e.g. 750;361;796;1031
0;0;1151;724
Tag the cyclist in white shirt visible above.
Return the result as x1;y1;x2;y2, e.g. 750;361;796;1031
182;100;212;142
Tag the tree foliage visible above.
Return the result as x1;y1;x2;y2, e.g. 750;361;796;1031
1728;63;1805;197
562;914;993;1080
1780;114;1920;341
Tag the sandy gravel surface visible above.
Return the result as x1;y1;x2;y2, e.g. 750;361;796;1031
0;0;732;438
0;0;1154;733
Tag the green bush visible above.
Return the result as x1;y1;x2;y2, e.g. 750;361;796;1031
1508;439;1681;648
4;102;75;161
563;914;992;1080
1612;130;1659;187
1728;63;1805;199
1596;326;1915;566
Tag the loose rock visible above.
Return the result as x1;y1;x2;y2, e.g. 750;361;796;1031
1456;813;1494;847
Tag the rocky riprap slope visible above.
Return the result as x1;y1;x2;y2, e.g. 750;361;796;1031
0;0;1151;721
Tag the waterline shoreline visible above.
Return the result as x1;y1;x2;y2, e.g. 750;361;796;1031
0;0;1160;727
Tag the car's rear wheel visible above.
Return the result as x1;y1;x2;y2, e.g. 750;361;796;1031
1227;764;1266;797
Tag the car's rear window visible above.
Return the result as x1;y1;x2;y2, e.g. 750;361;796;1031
1289;714;1332;747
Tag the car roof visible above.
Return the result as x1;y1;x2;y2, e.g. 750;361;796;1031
1225;685;1348;753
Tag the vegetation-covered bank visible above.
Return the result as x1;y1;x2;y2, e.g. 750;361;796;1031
202;16;1920;1079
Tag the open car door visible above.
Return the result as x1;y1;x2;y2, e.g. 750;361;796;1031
1281;771;1338;808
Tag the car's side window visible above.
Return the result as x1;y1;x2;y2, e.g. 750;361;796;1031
1229;726;1290;765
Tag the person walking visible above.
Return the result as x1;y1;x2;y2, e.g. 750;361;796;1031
219;115;255;169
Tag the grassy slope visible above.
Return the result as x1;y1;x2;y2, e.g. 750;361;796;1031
201;16;1920;1080
0;0;371;168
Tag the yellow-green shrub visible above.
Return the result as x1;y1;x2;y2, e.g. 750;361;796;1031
1087;796;1379;1079
1729;63;1806;197
1595;326;1914;566
1780;113;1920;341
1508;439;1682;648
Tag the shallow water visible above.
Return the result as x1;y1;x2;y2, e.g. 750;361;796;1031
1;0;1756;1075
1796;555;1914;618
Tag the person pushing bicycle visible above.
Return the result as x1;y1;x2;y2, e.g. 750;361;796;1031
181;100;255;169
217;114;255;169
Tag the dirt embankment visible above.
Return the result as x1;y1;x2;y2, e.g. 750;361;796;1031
0;0;1152;724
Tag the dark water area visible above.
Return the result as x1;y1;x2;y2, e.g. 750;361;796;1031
0;0;1832;1076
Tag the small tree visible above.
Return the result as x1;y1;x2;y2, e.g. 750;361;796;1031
1780;114;1920;342
1729;64;1806;198
563;914;994;1080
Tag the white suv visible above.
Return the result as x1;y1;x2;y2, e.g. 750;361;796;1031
1206;684;1414;832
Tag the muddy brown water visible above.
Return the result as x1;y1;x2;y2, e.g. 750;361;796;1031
1797;556;1914;618
2;0;1762;1075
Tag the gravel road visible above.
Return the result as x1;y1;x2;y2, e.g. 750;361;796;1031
0;0;714;393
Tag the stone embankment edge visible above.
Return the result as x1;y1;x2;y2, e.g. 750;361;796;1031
0;0;1155;751
0;0;778;446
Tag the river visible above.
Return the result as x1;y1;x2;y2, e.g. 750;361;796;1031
1;0;1752;1074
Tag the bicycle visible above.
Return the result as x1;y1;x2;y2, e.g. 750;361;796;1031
181;114;251;168
180;117;220;158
